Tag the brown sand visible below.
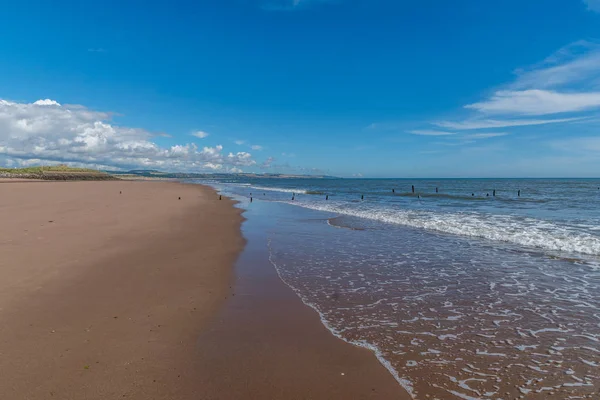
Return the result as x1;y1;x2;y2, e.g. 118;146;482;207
0;180;406;399
0;181;244;399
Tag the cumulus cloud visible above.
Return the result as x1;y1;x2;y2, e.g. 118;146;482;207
191;130;209;139
0;99;256;172
33;99;61;106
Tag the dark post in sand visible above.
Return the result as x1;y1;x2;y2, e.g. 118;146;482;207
493;190;496;197
518;190;521;197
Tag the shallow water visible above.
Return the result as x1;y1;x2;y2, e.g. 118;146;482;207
197;178;600;399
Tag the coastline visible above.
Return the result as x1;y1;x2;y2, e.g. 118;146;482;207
0;180;406;399
193;198;410;399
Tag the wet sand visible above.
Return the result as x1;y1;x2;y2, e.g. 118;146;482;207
0;180;405;399
194;200;409;399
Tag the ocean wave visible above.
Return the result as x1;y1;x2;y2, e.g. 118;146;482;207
251;185;307;194
288;201;600;256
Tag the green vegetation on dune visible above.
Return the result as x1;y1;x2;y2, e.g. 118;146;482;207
0;165;118;181
0;166;101;175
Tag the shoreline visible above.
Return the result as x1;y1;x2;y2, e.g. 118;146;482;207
193;197;410;399
0;180;406;399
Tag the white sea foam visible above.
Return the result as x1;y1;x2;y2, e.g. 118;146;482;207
266;239;416;398
285;200;600;256
251;184;600;399
251;185;308;194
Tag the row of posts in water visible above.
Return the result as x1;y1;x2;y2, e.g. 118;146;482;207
242;186;522;202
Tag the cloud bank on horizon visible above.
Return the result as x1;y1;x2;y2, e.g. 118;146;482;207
0;99;254;172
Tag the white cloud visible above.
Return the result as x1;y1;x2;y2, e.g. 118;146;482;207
464;132;509;139
511;41;600;90
0;99;256;171
261;156;275;168
408;129;456;136
33;99;61;106
250;144;263;150
203;162;222;170
191;130;209;139
435;140;476;146
234;140;245;145
435;117;581;130
583;0;600;12
427;40;600;132
465;89;600;115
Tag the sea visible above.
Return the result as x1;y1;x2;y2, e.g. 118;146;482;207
194;178;600;399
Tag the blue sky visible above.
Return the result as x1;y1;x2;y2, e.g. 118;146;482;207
1;0;600;177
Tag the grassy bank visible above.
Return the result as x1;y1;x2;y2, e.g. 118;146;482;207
0;166;119;181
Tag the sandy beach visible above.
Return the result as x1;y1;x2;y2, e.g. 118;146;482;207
0;180;404;399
